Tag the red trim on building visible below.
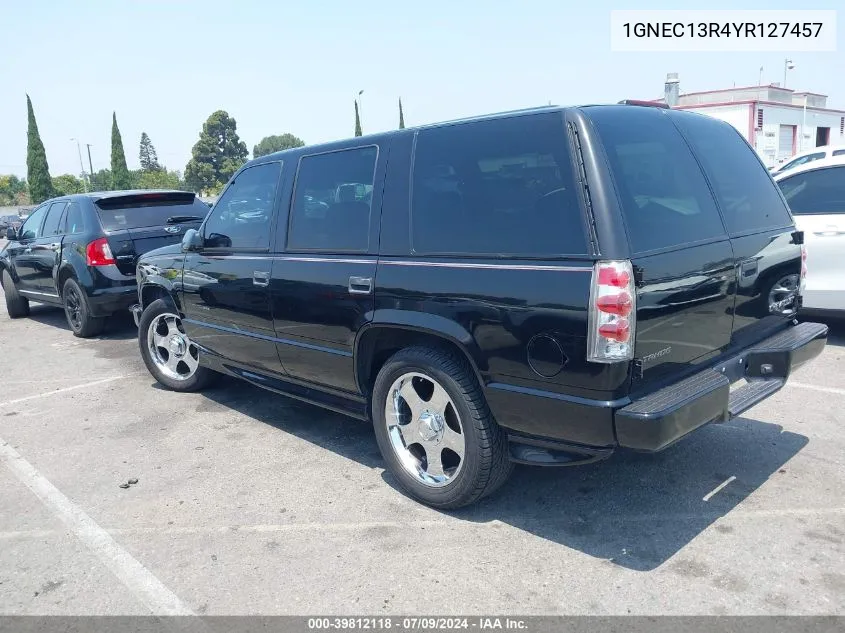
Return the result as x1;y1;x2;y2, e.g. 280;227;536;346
748;103;756;146
792;126;797;154
673;100;845;115
677;84;794;98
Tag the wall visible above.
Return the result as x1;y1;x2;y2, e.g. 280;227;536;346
681;103;845;167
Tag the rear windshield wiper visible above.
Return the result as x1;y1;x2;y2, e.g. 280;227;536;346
166;215;204;224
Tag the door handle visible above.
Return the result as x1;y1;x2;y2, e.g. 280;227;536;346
50;242;60;251
348;276;373;295
253;271;270;287
813;226;845;237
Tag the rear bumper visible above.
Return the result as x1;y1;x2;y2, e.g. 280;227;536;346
86;285;138;317
615;321;828;451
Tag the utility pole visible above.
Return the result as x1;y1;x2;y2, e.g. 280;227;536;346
86;144;94;185
71;138;88;192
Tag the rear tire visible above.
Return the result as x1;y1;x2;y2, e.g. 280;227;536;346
62;278;105;338
2;269;30;319
371;346;513;509
138;298;217;392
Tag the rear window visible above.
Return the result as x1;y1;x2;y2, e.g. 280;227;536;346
411;112;587;256
778;166;845;214
95;194;207;231
588;107;726;253
673;113;793;234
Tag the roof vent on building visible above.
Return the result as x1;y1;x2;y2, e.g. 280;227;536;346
665;73;680;107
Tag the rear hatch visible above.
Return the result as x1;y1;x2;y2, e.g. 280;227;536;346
585;106;800;392
94;192;209;275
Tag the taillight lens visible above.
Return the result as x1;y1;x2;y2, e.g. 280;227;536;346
86;238;116;266
588;260;636;363
800;245;807;294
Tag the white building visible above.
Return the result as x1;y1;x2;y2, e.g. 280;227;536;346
649;74;845;168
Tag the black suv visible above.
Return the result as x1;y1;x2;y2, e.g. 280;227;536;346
133;105;828;508
1;190;208;337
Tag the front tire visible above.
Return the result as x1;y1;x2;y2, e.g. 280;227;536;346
138;298;216;392
371;346;513;509
2;270;29;319
62;278;105;338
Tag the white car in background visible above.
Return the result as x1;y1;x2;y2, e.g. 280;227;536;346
775;155;845;314
771;144;845;176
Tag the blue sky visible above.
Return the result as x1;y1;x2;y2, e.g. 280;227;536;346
1;0;841;178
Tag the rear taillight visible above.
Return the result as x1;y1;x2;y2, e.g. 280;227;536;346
86;238;116;266
800;245;807;294
587;260;636;363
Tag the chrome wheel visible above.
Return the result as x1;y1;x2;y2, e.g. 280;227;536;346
385;372;465;487
768;274;800;315
146;313;199;381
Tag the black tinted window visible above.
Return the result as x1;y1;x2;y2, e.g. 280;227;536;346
411;113;586;256
203;162;282;249
288;147;376;251
674;113;793;234
18;205;48;240
97;194;207;231
778;167;845;214
589;108;725;252
833;149;845;157
42;202;67;236
63;203;86;234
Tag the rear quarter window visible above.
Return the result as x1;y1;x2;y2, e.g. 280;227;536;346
587;107;726;253
673;112;793;234
411;112;587;257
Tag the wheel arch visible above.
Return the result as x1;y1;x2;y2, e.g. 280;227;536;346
140;279;182;313
354;311;487;397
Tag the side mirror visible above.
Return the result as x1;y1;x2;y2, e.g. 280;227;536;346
5;227;16;240
181;228;204;252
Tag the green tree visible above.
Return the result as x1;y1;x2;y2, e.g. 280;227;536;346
354;100;362;137
111;112;131;190
132;168;183;190
253;133;305;158
52;174;85;197
0;175;28;205
399;98;405;129
139;132;161;171
90;168;112;191
26;95;54;203
184;110;248;194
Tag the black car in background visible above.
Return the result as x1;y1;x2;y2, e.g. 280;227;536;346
0;215;22;232
134;105;827;508
0;190;208;337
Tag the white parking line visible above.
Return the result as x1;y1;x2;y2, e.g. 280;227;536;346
0;439;193;616
703;476;736;501
788;381;845;396
0;376;124;407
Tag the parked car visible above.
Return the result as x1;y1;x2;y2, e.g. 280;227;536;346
770;144;845;176
0;215;22;233
775;155;845;315
133;105;828;509
0;190;209;337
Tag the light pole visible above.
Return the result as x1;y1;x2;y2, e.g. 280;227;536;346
783;58;794;88
70;138;88;192
357;89;364;131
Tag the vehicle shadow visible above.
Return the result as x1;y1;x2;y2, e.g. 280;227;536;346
25;303;138;340
198;378;807;572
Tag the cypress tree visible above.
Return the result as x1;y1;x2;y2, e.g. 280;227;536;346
25;94;54;203
354;100;362;137
399;98;405;129
139;132;161;171
111;112;131;190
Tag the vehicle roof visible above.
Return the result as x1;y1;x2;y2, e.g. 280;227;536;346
247;103;719;168
49;190;196;203
773;154;845;180
781;144;845;161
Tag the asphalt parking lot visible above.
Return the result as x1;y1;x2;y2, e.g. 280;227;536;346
0;296;843;615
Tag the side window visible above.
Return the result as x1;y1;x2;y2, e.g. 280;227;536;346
589;108;726;253
202;162;282;249
411;113;586;256
674;114;793;234
41;202;68;237
18;205;48;240
62;203;87;235
782;153;825;171
778;167;845;215
288;147;377;252
832;149;845;157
